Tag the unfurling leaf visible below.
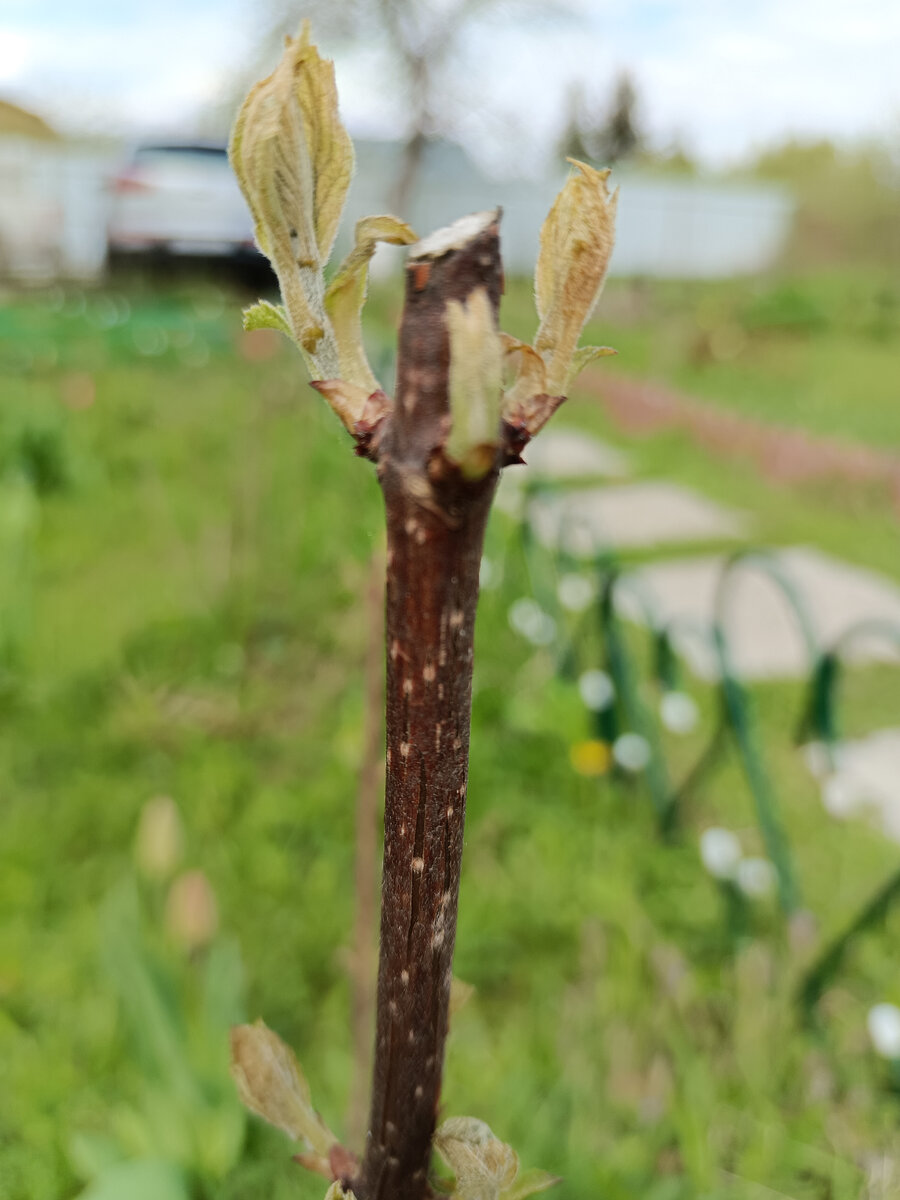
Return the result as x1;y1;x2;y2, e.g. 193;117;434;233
325;214;417;392
230;1020;336;1156
444;288;503;479
501;334;546;415
499;335;563;440
229;21;353;379
498;162;616;440
502;1169;562;1199
434;1117;519;1200
229;33;411;433
291;24;355;266
434;1117;559;1200
567;344;617;386
534;159;617;394
243;300;293;338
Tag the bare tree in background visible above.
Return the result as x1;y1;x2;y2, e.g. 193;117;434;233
255;0;571;216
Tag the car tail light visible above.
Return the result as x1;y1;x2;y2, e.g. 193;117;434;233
111;172;153;194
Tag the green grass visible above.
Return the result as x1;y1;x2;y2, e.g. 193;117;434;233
1;272;899;1200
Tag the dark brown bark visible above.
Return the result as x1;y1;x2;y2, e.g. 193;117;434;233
353;215;505;1200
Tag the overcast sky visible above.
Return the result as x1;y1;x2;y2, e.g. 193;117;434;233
1;0;898;170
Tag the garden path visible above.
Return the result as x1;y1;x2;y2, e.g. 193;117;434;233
517;426;900;837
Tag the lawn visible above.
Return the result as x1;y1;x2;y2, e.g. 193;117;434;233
1;271;899;1200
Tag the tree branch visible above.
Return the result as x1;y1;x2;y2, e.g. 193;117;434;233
353;211;503;1200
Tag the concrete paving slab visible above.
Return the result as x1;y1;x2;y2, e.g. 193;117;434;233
527;481;748;554
804;730;900;843
520;428;632;480
619;547;900;680
496;428;631;516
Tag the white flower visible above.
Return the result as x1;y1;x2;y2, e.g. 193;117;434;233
868;1003;900;1060
612;732;651;773
557;573;593;612
700;827;741;881
578;669;615;712
736;856;777;899
660;691;699;736
508;598;556;646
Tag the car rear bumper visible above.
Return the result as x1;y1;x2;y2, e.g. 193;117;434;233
108;234;258;258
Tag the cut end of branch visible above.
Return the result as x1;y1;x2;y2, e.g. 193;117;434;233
410;209;501;260
386;204;504;480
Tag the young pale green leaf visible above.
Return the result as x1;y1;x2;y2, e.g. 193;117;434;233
229;42;323;361
230;1020;336;1155
533;159;618;394
501;1168;561;1199
500;335;547;417
243;301;293;338
499;335;563;440
568;344;617;386
291;23;355;265
444;288;503;479
434;1117;519;1200
325;214;417;392
228;22;353;378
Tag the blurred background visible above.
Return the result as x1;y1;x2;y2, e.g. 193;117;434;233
1;2;899;1199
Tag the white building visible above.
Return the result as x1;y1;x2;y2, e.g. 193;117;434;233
345;139;794;279
0;99;111;282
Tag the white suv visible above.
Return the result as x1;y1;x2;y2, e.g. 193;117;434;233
107;142;257;260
